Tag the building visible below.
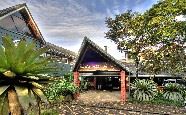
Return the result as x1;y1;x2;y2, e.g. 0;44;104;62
0;3;44;47
46;42;76;65
73;37;131;102
0;3;76;76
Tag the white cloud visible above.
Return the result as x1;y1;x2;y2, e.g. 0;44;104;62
0;0;157;59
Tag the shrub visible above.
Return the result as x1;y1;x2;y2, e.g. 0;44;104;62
163;83;184;101
44;80;78;101
41;109;59;115
131;79;158;101
63;73;73;82
152;92;183;107
0;36;53;114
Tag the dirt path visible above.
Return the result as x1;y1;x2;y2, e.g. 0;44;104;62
78;90;121;103
42;90;186;114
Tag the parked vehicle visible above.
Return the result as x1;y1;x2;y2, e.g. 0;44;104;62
163;79;186;86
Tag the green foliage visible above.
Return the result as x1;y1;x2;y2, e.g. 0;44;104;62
131;79;158;101
105;11;148;77
180;84;186;100
0;35;53;113
129;92;184;107
0;92;9;115
105;0;186;75
63;73;73;82
0;35;52;75
163;83;184;101
41;109;59;115
154;91;184;107
44;80;78;101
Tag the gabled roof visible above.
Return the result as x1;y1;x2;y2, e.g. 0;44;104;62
46;42;76;59
73;37;131;73
0;3;26;17
0;3;45;44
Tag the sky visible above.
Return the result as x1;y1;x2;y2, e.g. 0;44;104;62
0;0;158;59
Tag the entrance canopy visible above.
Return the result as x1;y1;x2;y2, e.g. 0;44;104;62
73;37;131;102
73;37;130;73
73;37;129;102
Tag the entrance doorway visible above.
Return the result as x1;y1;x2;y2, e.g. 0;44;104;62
80;76;120;91
96;76;120;90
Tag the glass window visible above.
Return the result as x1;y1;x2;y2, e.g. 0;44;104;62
12;15;31;34
0;15;17;32
13;12;23;19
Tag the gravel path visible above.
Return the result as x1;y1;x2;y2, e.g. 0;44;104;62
78;90;121;103
41;90;186;114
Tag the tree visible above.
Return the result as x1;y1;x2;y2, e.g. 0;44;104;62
142;0;186;75
105;0;186;76
105;10;150;77
0;36;53;115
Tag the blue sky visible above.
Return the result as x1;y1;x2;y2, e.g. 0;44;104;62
1;0;158;59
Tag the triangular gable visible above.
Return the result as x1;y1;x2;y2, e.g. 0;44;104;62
0;3;45;44
73;37;130;73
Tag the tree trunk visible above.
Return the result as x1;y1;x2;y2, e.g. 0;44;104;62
8;87;22;115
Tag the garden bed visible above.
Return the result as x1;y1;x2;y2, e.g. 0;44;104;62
40;100;186;114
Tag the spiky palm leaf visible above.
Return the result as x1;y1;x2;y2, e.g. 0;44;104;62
163;83;184;101
131;79;158;101
0;35;54;114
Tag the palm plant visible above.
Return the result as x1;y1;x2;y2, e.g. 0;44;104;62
163;83;184;101
0;36;53;115
131;79;158;101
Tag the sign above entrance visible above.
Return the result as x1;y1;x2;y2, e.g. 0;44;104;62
79;62;120;71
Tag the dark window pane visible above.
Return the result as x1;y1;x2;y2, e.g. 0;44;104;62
13;12;23;19
0;15;17;32
12;15;31;34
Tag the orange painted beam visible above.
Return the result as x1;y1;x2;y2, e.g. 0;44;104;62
120;70;126;103
73;71;80;98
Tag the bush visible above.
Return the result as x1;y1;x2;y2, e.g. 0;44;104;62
63;73;74;82
131;79;158;101
41;109;59;115
163;83;184;101
128;92;184;107
44;80;78;101
152;92;183;107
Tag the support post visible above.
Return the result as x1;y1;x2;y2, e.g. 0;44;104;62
73;71;80;98
93;77;96;90
120;70;126;103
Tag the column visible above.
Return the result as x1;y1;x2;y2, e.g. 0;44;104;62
73;71;80;87
73;71;80;98
120;70;126;103
93;77;96;89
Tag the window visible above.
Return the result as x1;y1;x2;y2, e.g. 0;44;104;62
12;15;31;34
0;15;17;32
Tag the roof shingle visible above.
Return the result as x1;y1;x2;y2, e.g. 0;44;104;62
0;3;26;17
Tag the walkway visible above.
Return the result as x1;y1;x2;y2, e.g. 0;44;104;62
78;90;121;103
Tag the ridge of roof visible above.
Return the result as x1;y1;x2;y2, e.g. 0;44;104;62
46;42;77;57
0;3;26;17
0;3;46;44
73;36;131;73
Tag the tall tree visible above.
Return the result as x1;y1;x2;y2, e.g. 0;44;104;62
142;0;186;75
105;0;186;76
105;11;150;77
